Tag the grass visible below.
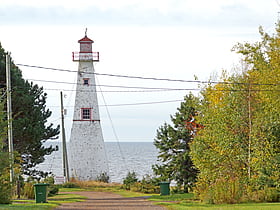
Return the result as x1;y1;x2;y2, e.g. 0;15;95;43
59;181;280;210
0;203;57;210
116;189;156;197
148;193;280;210
0;192;86;210
59;186;149;197
149;193;195;201
2;181;279;210
158;202;280;210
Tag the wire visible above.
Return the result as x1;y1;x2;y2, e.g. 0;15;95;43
64;75;77;108
12;86;279;93
17;63;279;86
40;88;200;93
96;76;129;172
100;99;183;107
26;78;200;91
47;99;184;107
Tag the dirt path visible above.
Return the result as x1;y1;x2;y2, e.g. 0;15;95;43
54;191;167;210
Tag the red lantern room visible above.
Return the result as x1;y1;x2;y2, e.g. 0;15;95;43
72;29;99;62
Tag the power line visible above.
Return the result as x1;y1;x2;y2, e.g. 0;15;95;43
100;99;184;106
26;78;200;91
96;77;128;171
17;63;279;86
48;99;184;107
12;86;279;93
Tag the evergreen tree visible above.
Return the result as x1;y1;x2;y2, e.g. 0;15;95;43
0;43;60;178
153;93;201;193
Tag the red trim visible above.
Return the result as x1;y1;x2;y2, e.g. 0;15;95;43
78;36;94;43
73;120;100;122
72;52;99;62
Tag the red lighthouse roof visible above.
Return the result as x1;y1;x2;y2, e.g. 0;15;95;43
78;35;94;43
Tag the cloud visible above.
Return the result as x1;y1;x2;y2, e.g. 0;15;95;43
0;2;276;29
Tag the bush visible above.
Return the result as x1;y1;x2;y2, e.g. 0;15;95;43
0;149;12;203
195;176;280;204
194;177;245;204
246;186;280;203
44;176;55;185
42;175;59;196
96;172;110;183
123;171;138;190
22;182;35;199
62;182;80;188
0;177;12;204
122;173;160;194
48;186;59;196
139;174;160;193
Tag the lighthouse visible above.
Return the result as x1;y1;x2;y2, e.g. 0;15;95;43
69;31;109;180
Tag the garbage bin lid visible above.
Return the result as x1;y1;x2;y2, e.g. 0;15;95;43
34;183;50;186
159;182;170;184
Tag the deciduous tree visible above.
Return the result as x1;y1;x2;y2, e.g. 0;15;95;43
191;23;280;203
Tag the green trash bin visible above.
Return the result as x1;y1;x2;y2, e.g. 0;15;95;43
159;182;170;195
34;183;49;203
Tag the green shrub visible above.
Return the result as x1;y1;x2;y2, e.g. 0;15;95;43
139;175;160;193
195;177;245;204
0;146;12;203
246;186;280;202
96;172;110;183
62;182;80;188
48;185;59;196
195;176;280;204
44;176;55;185
22;182;35;199
42;175;59;196
123;171;138;190
123;174;160;194
0;174;12;204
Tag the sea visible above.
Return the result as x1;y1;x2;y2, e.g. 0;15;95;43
35;142;159;183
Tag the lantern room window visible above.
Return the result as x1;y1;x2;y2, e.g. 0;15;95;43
81;108;91;120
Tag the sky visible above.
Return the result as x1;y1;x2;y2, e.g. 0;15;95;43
0;0;279;142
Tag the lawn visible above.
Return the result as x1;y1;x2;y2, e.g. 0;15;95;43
148;193;280;210
0;193;86;210
159;202;280;210
1;185;279;210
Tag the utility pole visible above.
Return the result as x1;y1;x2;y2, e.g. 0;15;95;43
6;52;14;182
248;82;252;179
60;91;69;182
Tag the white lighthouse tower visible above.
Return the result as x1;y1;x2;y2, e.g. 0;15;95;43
69;31;108;180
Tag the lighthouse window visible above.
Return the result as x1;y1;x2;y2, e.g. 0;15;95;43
81;108;91;120
83;78;89;85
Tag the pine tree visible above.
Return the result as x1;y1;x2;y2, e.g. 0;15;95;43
153;93;201;193
0;43;60;178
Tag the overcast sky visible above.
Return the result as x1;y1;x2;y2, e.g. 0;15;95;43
0;0;279;142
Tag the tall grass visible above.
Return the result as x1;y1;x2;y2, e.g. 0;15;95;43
62;178;121;189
